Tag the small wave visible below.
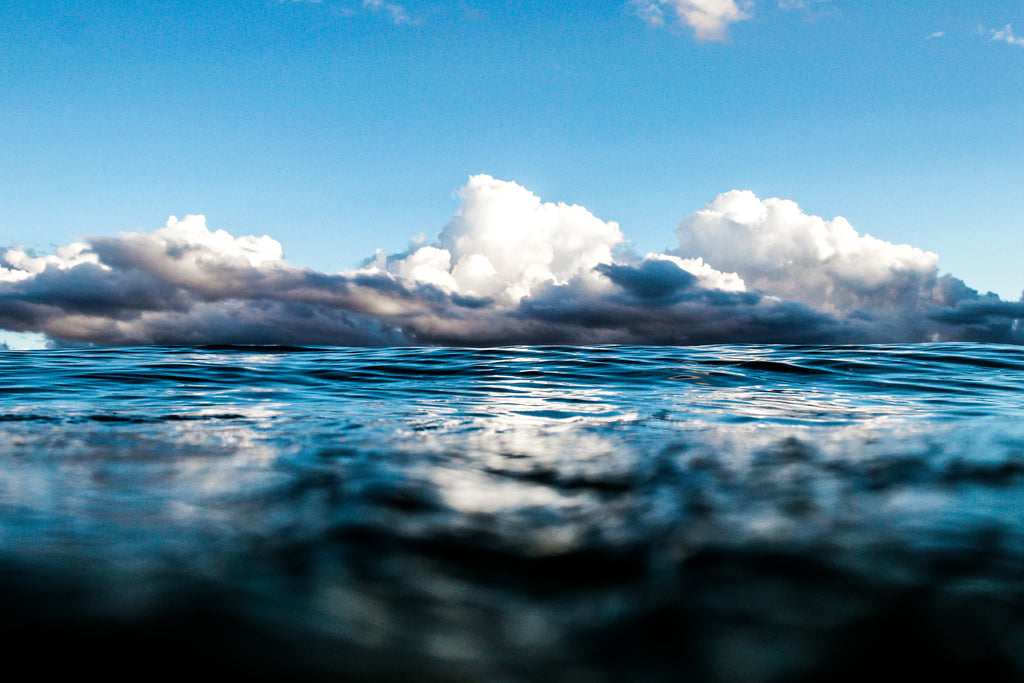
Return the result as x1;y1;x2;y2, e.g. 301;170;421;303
0;413;60;422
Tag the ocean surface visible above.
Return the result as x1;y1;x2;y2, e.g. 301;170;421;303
2;343;1024;681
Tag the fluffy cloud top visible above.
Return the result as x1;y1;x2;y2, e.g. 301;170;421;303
1;178;1021;347
676;190;941;314
1;242;101;283
631;0;752;41
384;175;624;303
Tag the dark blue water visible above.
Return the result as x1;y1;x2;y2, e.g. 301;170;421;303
3;344;1024;681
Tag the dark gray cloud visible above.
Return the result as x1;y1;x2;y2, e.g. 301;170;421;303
1;179;1021;347
596;260;702;302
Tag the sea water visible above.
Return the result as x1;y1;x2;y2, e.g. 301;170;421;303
2;344;1024;681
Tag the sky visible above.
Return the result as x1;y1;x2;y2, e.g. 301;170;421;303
1;0;1022;348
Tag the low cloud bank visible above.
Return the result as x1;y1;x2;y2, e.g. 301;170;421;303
2;175;1022;347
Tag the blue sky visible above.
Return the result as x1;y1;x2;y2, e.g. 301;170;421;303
1;1;1022;347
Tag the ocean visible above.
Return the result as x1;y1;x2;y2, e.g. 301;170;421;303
2;343;1024;681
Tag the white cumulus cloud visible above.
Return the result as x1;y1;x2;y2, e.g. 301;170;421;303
675;190;941;315
384;175;624;304
629;0;752;41
0;242;102;283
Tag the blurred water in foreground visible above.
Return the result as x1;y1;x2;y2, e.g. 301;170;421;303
2;344;1024;681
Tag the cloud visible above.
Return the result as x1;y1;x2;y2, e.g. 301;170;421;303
671;191;1024;343
275;0;417;25
775;0;844;23
0;242;101;283
362;0;414;25
991;24;1024;48
1;178;1022;347
926;31;945;40
383;175;624;304
675;190;941;315
776;0;838;11
629;0;752;41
